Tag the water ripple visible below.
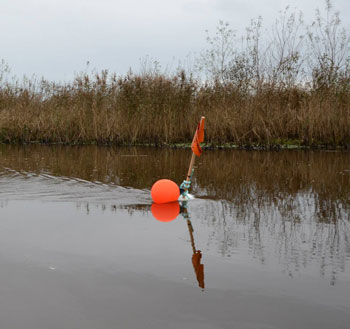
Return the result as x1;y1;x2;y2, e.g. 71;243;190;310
0;169;151;205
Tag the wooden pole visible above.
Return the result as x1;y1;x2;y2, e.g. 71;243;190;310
186;152;196;182
183;116;205;194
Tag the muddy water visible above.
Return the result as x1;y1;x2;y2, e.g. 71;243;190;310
0;145;349;329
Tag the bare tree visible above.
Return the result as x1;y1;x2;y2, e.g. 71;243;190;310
223;17;265;93
245;16;265;89
196;21;237;82
266;7;305;89
307;0;350;89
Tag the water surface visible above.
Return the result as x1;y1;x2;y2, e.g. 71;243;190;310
0;145;349;329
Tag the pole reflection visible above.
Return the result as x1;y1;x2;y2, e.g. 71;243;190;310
149;200;205;290
181;201;205;290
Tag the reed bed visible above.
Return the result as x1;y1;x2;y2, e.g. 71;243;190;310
0;71;349;148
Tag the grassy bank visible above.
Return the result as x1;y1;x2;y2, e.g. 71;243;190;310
0;71;349;148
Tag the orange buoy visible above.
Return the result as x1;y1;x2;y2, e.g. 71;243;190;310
151;179;180;204
151;202;180;222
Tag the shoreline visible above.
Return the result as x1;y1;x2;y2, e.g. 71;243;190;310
1;140;349;151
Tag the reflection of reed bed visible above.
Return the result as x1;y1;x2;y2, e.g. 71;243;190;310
196;150;350;217
0;145;190;189
0;145;349;219
196;199;350;285
0;72;349;147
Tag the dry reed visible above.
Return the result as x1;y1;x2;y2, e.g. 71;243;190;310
0;70;349;147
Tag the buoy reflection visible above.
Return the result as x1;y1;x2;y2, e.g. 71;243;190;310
151;202;180;222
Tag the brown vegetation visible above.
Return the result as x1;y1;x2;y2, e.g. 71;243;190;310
0;1;349;147
0;70;349;147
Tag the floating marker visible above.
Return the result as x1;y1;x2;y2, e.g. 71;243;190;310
151;179;180;204
151;202;180;222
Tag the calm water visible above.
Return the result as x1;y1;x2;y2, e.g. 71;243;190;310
0;145;349;329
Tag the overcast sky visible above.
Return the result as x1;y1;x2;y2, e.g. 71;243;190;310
1;0;349;81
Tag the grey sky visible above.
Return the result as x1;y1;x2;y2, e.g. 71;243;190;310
1;0;349;81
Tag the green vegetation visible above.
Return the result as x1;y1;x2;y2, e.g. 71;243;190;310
0;1;349;148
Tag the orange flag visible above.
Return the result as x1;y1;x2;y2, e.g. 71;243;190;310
191;117;205;157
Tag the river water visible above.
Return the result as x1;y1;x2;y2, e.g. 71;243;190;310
0;145;349;329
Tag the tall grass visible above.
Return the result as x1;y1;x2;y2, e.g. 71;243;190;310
0;1;349;147
0;70;349;147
